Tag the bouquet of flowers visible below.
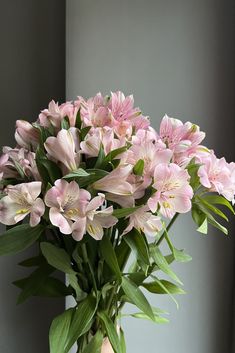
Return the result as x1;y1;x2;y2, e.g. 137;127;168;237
0;91;234;353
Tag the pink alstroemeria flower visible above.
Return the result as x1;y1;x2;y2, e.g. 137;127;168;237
72;193;117;241
80;127;125;158
15;120;39;150
39;100;78;128
0;182;45;226
45;179;90;235
44;128;80;173
198;153;235;202
93;165;133;196
148;163;193;218
45;180;117;241
123;206;162;237
159;115;205;154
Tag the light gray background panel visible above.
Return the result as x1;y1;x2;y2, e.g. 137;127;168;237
66;1;235;352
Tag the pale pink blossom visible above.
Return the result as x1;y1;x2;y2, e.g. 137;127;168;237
123;206;162;237
127;140;172;179
159;115;205;162
77;93;112;127
72;193;117;241
93;165;133;196
80;127;125;158
148;163;193;218
38;100;78;128
44;128;80;173
0;148;40;181
45;179;90;235
15;120;39;150
0;182;45;226
45;180;117;240
198;153;235;202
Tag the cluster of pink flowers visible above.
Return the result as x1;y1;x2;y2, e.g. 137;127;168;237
0;91;234;240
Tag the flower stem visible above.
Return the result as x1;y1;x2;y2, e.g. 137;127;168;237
155;213;179;247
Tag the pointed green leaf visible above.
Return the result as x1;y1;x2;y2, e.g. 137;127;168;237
121;276;155;321
82;331;103;353
120;327;126;353
133;159;144;176
149;276;179;308
124;229;150;265
65;295;97;352
112;206;140;219
99;235;122;281
40;242;76;275
0;224;45;256
98;311;121;353
63;168;90;179
197;217;208;234
203;194;235;214
49;308;74;353
61;116;70;130
131;312;169;324
151;247;182;285
143;279;186;295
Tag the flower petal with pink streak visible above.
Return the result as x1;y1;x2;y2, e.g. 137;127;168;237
49;207;72;234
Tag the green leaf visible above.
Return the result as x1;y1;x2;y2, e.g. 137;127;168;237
18;255;43;267
197;203;228;235
37;158;62;184
143;279;186;295
65;295;97;353
119;327;126;353
112;206;140;219
75;109;82;129
197;196;228;221
151;247;182;285
98;311;122;353
116;240;131;271
61;116;70;130
203;194;235;214
173;248;192;262
40;242;76;275
197;217;208;234
121;276;155;321
192;204;208;233
77;169;109;188
149;276;179;308
80;126;91;140
49;308;74;353
15;264;54;304
133;159;144;176
14;276;71;298
131;312;169;324
124;229;150;265
82;331;103;353
99;235;122;282
94;145;105;169
102;145;128;167
187;159;201;190
67;273;87;301
63;168;90;179
0;224;45;256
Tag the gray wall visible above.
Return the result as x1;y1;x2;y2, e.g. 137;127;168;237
66;1;235;353
0;1;65;352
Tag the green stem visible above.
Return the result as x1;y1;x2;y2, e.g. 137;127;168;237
81;243;97;294
155;213;179;247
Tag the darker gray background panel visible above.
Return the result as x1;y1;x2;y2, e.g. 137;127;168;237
0;1;65;352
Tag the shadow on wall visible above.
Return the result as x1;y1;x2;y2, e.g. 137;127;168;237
0;1;65;352
211;2;235;352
